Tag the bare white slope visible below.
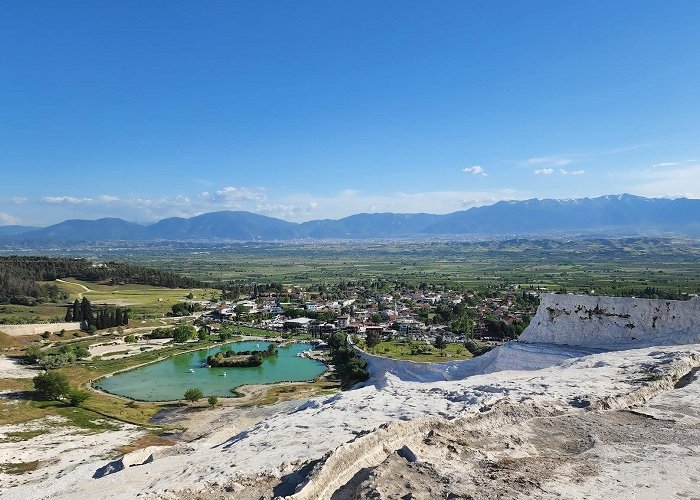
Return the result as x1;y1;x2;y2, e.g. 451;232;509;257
4;344;700;499
520;293;700;349
4;294;700;499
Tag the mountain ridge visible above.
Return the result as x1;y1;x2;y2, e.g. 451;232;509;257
2;194;699;242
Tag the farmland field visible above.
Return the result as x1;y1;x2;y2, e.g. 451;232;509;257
11;237;699;297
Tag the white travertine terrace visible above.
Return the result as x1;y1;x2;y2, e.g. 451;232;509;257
520;293;700;349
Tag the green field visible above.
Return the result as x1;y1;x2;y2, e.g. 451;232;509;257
0;304;66;325
52;279;219;319
357;339;473;363
48;237;700;297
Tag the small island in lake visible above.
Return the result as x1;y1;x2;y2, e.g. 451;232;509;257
207;342;279;368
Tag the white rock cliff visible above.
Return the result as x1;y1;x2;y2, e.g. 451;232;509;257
520;293;700;349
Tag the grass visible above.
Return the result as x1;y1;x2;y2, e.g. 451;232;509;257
242;378;341;407
0;304;66;325
51;279;219;319
1;429;49;442
0;461;39;475
84;238;700;297
115;432;175;455
358;340;473;363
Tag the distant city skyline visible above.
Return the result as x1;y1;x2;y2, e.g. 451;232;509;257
2;1;699;226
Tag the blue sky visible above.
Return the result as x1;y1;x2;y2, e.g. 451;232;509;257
1;1;699;226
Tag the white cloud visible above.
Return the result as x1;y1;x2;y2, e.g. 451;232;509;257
0;196;27;205
462;165;486;176
97;195;121;203
25;185;532;225
559;169;585;176
622;163;700;199
651;162;678;168
202;186;266;204
272;188;527;221
42;196;95;205
533;168;554;175
0;212;19;225
526;156;572;167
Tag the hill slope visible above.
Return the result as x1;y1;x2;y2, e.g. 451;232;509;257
1;194;698;242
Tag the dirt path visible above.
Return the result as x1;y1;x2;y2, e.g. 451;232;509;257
55;279;92;299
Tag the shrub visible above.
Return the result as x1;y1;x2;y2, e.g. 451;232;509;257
184;387;204;403
67;389;91;407
33;371;71;401
25;345;44;363
208;395;219;407
124;334;137;343
40;331;50;339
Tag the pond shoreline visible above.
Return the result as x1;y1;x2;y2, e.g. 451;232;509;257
90;339;328;403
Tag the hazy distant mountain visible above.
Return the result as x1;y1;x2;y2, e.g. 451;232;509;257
2;194;698;243
148;211;298;240
0;225;38;236
17;218;149;242
422;194;700;235
299;213;442;238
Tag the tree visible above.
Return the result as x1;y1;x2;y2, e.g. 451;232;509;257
184;387;204;403
67;389;91;406
208;395;218;407
173;324;197;343
80;297;94;327
65;308;73;322
72;345;90;359
72;299;81;322
197;329;207;341
365;331;382;350
122;309;129;325
125;334;137;343
433;335;448;355
33;371;71;401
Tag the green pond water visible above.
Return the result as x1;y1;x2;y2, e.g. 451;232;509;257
95;341;326;401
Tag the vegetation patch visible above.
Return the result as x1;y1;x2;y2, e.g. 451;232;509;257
0;461;39;475
1;428;49;442
207;343;278;367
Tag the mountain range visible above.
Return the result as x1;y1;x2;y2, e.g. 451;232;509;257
2;194;699;243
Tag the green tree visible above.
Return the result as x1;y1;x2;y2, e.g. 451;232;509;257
365;331;382;350
67;389;91;406
184;387;204;403
433;335;448;355
72;299;81;322
80;297;94;327
197;329;207;341
124;334;137;343
173;324;197;343
33;371;71;401
207;395;219;407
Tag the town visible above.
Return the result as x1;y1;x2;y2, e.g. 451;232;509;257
196;280;541;355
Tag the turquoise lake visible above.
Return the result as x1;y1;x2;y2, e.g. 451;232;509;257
94;341;326;401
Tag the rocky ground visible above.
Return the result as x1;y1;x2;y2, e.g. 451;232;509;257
2;342;699;499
